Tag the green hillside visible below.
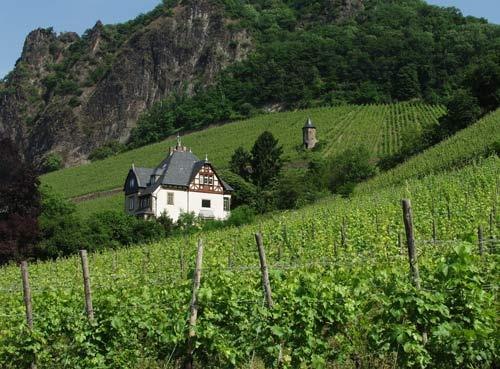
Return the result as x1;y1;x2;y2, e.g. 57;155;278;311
41;102;444;209
357;108;500;193
2;154;498;368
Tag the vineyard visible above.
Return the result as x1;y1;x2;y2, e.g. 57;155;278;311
1;156;498;368
358;108;500;193
40;103;444;213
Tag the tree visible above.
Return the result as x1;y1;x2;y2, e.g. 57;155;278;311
229;146;253;180
250;131;283;187
394;65;421;101
219;170;257;208
0;139;41;263
466;59;500;113
36;186;88;258
328;146;377;196
438;89;481;138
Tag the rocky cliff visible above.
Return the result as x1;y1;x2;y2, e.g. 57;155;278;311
0;0;251;167
0;0;364;168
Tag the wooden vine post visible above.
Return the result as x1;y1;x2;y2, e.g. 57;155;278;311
184;239;204;369
341;217;347;248
255;233;283;366
255;233;274;308
478;226;484;256
79;250;94;321
21;261;36;369
401;199;427;345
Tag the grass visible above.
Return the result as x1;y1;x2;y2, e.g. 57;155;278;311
41;103;443;205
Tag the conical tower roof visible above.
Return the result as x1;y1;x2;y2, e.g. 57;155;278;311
303;117;315;128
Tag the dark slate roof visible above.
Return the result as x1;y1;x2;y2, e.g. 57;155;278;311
303;117;315;128
220;179;233;191
132;150;233;195
155;150;200;186
134;167;154;188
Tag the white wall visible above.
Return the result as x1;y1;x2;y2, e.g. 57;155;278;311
153;187;230;221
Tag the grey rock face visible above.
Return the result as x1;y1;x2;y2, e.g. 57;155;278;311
0;0;251;168
0;0;362;169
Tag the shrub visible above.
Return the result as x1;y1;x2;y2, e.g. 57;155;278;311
327;146;377;196
226;205;256;227
88;141;127;161
177;211;201;233
42;153;63;173
219;170;257;208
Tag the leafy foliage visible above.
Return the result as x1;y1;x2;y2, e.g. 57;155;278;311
88;141;126;162
41;153;63;173
127;0;499;147
310;146;377;196
40;103;444;204
250;131;283;187
0;157;498;367
0;139;41;263
437;90;481;139
229;146;252;181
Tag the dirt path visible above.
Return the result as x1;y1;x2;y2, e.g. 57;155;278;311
71;187;122;203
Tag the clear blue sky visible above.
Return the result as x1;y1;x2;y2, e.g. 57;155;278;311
0;0;161;78
1;0;499;79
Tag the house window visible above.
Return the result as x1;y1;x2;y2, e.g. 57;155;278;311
130;178;135;187
208;176;213;185
202;199;211;208
167;192;174;205
203;176;209;185
128;197;135;210
224;197;230;211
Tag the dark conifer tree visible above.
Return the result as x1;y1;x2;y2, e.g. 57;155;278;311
229;146;253;180
250;131;283;187
0;139;41;263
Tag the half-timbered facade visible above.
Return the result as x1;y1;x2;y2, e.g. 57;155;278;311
123;137;232;221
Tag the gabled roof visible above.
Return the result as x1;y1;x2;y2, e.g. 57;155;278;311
154;150;200;187
134;167;154;188
127;149;233;195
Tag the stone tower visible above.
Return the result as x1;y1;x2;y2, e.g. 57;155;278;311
302;117;318;149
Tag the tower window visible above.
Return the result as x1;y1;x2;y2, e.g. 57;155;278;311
128;197;135;210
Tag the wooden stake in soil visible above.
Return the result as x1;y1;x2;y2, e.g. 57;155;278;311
402;200;420;289
21;261;34;329
341;218;347;248
255;233;273;308
184;239;204;369
79;250;94;321
478;226;484;256
432;219;437;243
255;233;283;366
21;261;37;369
401;199;427;345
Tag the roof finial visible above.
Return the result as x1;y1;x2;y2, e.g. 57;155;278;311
132;163;135;170
205;153;208;162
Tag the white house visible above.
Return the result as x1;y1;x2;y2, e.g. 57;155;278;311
123;137;232;221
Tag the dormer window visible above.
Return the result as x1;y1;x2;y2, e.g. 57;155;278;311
130;178;135;187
